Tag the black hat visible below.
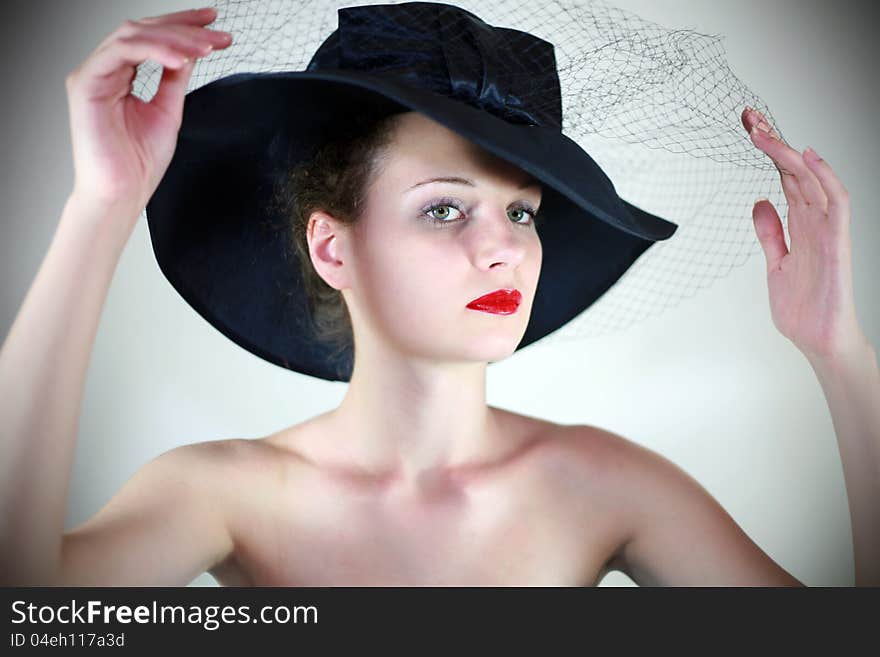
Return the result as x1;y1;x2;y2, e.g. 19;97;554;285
146;1;678;382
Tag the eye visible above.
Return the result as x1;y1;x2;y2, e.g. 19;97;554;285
421;197;540;227
508;204;539;225
424;199;465;224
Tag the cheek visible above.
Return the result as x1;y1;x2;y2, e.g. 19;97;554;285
357;233;462;317
393;244;461;307
373;266;459;351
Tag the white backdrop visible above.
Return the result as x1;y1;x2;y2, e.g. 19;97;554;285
1;0;877;586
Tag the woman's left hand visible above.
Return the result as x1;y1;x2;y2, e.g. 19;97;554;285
742;107;865;362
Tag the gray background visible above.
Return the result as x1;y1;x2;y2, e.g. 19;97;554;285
1;0;877;586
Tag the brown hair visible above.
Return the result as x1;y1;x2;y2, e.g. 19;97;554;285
271;109;406;364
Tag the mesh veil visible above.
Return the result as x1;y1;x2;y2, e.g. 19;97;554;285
131;0;787;343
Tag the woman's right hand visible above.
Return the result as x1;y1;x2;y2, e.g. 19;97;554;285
65;6;233;219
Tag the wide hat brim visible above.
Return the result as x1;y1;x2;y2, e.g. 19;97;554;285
146;69;679;382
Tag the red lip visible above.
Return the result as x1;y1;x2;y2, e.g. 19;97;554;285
466;288;522;315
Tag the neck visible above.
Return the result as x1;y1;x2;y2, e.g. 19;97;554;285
327;339;502;490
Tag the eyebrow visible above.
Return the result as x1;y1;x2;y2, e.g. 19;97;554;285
405;176;541;193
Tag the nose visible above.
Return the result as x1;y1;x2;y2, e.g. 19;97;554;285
469;207;531;271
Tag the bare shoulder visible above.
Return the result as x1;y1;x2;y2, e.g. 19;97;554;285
509;414;632;490
56;437;247;586
490;414;642;584
554;424;805;586
160;436;288;521
163;435;264;479
191;434;300;489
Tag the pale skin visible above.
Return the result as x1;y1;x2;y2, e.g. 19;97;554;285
2;7;876;586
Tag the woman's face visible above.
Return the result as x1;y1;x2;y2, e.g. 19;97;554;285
313;111;543;365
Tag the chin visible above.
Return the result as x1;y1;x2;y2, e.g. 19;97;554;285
461;331;523;362
400;308;529;363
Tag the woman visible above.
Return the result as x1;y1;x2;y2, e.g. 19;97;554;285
0;3;877;586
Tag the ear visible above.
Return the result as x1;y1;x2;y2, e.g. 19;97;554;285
306;210;351;290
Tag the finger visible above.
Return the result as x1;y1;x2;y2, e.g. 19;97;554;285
83;25;227;87
72;38;189;96
93;35;200;79
750;126;827;211
750;131;805;207
752;199;788;273
740;107;752;133
745;108;829;210
742;110;804;205
152;57;197;121
140;6;218;27
803;148;851;218
135;22;232;55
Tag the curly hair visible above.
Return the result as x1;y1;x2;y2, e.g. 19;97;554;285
272;109;407;365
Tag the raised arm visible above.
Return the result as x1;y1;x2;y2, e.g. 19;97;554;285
804;337;880;586
589;105;880;587
0;194;138;584
743;108;879;586
0;7;233;585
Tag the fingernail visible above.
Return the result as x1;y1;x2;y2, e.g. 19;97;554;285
756;119;772;133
